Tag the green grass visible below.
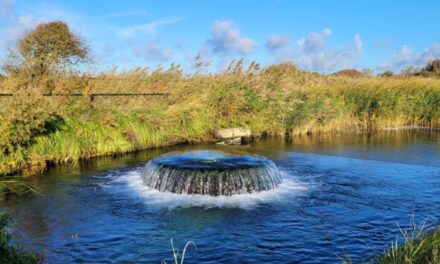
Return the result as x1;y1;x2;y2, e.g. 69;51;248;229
342;220;440;264
377;223;440;264
1;63;440;179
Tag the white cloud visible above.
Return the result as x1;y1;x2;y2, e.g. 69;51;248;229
265;34;292;51
15;2;85;30
4;15;43;34
117;17;182;40
0;0;15;18
208;20;257;54
189;45;212;68
298;28;332;53
0;1;89;53
270;31;363;72
354;34;362;52
133;39;172;62
373;39;393;49
379;45;414;70
0;0;46;50
416;43;440;65
103;10;147;18
379;43;440;71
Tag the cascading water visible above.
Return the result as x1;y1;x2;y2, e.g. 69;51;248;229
141;151;282;196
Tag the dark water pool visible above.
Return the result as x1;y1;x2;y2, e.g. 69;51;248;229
1;130;440;263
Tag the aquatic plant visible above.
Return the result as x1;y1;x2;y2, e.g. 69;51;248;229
0;214;39;263
0;179;40;197
342;219;440;264
162;238;196;264
377;220;440;264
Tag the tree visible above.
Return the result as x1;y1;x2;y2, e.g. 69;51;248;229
423;59;440;75
379;71;394;77
333;69;363;78
3;21;88;89
401;66;418;77
362;67;373;77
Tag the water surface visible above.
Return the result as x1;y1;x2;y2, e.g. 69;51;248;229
2;130;440;263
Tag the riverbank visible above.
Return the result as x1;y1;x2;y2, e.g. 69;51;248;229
1;64;440;177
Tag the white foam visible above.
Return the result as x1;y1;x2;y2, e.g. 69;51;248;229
103;168;306;210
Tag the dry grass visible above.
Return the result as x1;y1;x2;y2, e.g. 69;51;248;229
1;62;440;177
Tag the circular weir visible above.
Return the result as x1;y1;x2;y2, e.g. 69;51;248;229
141;151;282;196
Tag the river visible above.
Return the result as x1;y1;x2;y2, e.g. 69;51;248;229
2;130;440;263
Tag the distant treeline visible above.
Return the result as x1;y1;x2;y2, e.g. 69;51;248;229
333;59;440;78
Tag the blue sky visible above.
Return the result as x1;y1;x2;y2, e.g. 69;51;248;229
1;0;440;73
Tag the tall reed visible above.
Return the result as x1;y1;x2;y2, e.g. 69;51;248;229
1;62;440;177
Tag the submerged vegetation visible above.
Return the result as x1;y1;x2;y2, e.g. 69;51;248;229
0;179;40;197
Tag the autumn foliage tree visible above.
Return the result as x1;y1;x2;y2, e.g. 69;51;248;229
0;21;87;169
3;21;88;91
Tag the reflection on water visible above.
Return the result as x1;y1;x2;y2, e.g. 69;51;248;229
1;130;439;263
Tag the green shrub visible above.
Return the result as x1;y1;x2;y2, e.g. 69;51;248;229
0;214;38;264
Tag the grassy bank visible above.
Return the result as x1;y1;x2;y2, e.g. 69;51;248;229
378;227;440;264
1;63;440;177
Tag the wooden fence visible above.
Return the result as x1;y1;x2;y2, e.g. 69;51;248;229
0;92;170;102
